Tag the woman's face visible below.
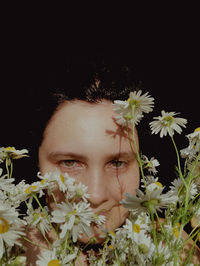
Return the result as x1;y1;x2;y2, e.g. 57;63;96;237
39;100;139;243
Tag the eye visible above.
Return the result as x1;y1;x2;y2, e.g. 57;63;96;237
59;160;79;168
109;160;127;168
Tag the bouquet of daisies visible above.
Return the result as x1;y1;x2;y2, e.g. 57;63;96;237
0;90;199;265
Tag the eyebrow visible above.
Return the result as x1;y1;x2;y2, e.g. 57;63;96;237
48;151;136;161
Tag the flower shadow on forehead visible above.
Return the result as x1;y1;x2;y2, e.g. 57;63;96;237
106;117;135;139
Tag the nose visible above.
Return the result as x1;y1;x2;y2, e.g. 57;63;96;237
85;167;109;208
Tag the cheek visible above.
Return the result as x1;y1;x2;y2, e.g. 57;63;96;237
117;168;140;198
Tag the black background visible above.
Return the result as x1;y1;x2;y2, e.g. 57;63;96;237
0;10;199;188
1;50;199;188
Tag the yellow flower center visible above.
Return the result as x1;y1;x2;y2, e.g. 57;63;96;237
41;179;47;185
5;147;15;152
48;259;60;266
138;244;149;254
173;223;180;238
60;174;64;183
93;213;99;220
25;185;37;194
108;244;114;249
173;227;179;238
194;127;200;132
25;187;31;194
72;209;77;215
155;182;163;188
133;223;141;233
110;231;116;237
163;116;174;125
0;217;9;234
127;98;140;107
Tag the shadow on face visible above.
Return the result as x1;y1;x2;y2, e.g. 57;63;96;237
39;100;140;243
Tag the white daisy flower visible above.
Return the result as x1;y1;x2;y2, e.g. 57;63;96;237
180;145;197;160
25;206;51;235
168;178;198;200
134;231;155;263
163;220;182;242
51;201;93;242
155;241;175;265
123;216;150;241
9;180;32;206
68;181;90;202
0;202;25;259
142;155;160;174
121;186;178;214
92;212;106;226
0;147;29;161
114;227;130;252
113;90;154;126
39;170;75;193
7;255;27;265
140;175;159;189
180;127;200;160
187;127;200;143
0;173;15;193
22;181;46;198
36;248;76;266
149;110;187;138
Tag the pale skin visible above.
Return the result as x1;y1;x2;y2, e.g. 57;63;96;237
25;100;139;265
24;100;200;265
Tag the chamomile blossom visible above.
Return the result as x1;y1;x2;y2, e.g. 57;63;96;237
25;206;51;235
134;232;155;263
67;181;90;202
155;241;175;266
187;127;200;143
38;170;75;193
0;172;15;193
121;186;178;214
180;127;200;160
123;216;150;241
0;202;25;259
149;110;187;138
142;155;160;174
51;201;93;242
36;248;76;266
168;178;198;200
0;147;29;161
113;90;154;126
92;212;106;226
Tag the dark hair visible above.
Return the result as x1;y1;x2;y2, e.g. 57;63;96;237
34;60;143;146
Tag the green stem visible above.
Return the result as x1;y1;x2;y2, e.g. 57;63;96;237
187;152;200;183
10;160;13;179
102;237;110;265
5;157;10;178
169;130;190;213
169;132;184;181
149;206;158;250
22;236;50;250
130;105;147;191
182;230;200;266
33;194;58;238
183;227;200;247
39;227;52;248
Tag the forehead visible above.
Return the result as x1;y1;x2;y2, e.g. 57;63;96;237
42;100;137;153
44;100;118;137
